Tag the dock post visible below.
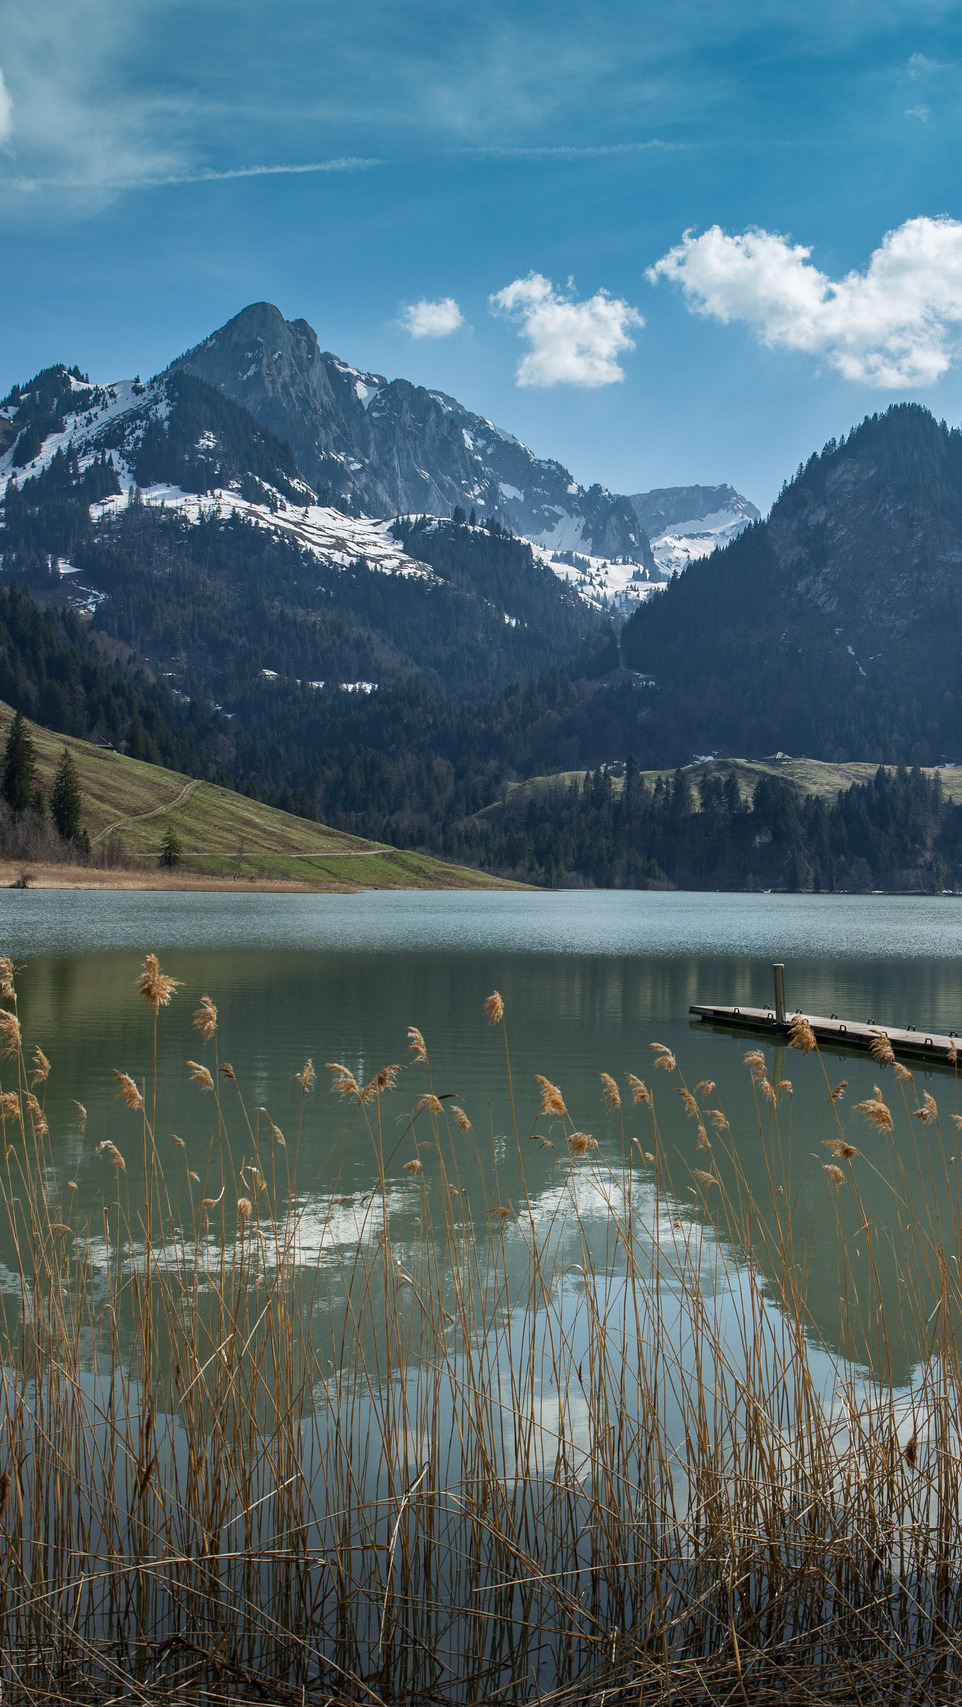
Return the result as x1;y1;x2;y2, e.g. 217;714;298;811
773;963;786;1026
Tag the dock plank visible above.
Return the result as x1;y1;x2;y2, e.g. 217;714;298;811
689;1003;961;1064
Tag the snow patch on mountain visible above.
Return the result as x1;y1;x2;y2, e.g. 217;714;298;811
91;483;435;579
530;543;663;614
0;378;164;500
172;304;651;562
628;483;761;578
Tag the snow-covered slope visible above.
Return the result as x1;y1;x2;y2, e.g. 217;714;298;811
0;359;755;623
172;302;654;566
629;483;760;576
534;546;664;615
0;369;435;595
0;366;636;615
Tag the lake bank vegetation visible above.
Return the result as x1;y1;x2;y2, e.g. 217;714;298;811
0;961;956;1702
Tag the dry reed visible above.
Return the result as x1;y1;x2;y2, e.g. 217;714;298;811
0;959;953;1707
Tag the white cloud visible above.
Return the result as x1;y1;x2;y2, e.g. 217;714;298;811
648;218;962;387
400;297;465;338
489;273;643;387
0;67;13;145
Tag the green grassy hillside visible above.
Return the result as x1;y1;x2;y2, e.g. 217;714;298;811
488;755;962;815
0;708;523;890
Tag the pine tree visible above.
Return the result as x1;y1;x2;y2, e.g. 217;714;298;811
1;712;36;814
51;746;82;842
159;824;182;868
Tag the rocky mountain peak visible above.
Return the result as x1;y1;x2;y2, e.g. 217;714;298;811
171;302;654;562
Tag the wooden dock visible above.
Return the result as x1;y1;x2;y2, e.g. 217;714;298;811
690;966;960;1066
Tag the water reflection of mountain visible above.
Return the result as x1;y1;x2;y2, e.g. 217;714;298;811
3;891;961;1380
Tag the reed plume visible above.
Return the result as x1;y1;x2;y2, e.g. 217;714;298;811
326;1062;360;1100
0;1010;21;1056
869;1030;896;1066
113;1070;142;1110
600;1072;621;1111
855;1092;894;1131
567;1132;598;1158
650;1042;676;1072
788;1015;817;1053
192;995;217;1042
824;1138;857;1159
295;1058;315;1093
137;953;182;1011
535;1075;566;1117
414;1094;443;1116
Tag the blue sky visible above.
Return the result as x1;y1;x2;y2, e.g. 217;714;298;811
3;0;962;509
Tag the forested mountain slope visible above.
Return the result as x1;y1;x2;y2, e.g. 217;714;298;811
621;405;962;767
0;363;595;704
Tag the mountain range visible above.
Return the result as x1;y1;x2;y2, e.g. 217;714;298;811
3;310;962;891
171;301;657;562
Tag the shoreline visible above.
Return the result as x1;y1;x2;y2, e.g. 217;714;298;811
0;859;373;893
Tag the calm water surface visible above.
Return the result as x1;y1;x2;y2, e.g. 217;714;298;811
2;887;961;1375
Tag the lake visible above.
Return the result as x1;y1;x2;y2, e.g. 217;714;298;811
2;886;960;1375
0;886;959;1699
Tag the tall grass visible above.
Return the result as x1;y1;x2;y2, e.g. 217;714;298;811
0;960;957;1704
